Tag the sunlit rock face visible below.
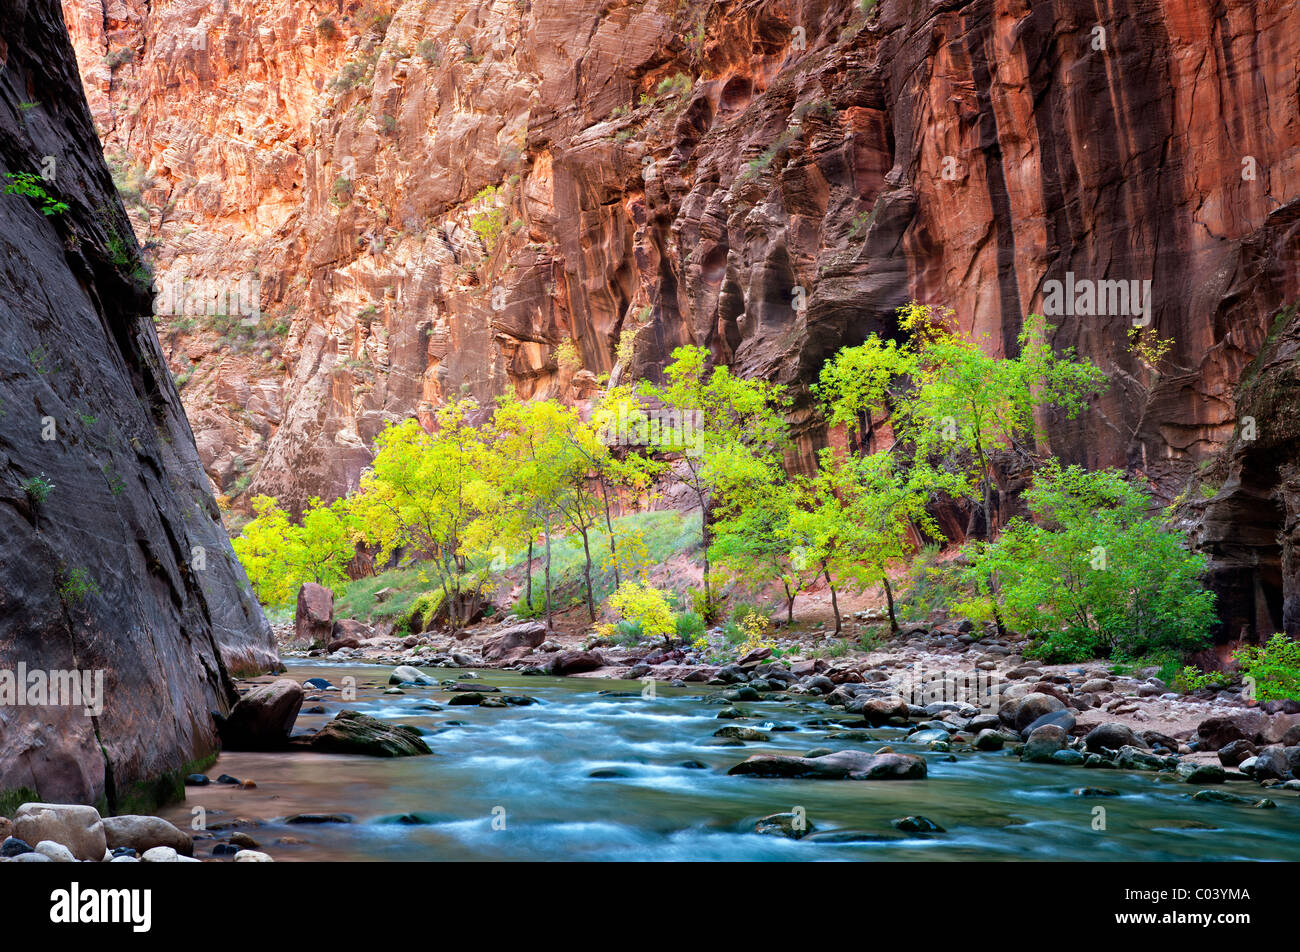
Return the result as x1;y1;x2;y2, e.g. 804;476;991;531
0;1;276;810
63;0;1299;636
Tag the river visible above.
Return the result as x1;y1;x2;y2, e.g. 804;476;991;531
156;660;1300;861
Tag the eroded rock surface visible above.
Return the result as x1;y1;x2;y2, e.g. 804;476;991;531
0;1;276;811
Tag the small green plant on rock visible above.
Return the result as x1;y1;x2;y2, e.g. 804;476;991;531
4;172;69;216
22;474;54;506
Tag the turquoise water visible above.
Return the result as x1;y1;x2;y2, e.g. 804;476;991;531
156;660;1300;861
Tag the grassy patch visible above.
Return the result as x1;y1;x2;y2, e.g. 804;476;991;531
333;511;702;624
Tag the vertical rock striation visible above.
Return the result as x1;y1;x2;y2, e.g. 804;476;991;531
0;0;276;811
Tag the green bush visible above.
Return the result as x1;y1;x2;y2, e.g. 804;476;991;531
1234;633;1300;702
674;610;706;642
962;461;1216;663
611;619;644;646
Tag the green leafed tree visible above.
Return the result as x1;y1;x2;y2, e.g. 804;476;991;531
816;304;1106;538
785;449;955;635
350;404;497;633
958;461;1216;663
639;345;790;618
232;494;356;608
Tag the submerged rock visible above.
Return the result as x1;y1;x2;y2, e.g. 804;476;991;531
1190;790;1276;808
728;749;927;780
309;710;432;756
892;816;945;833
755;812;814;839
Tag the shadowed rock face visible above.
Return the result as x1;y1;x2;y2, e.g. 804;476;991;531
0;1;276;810
62;1;1299;635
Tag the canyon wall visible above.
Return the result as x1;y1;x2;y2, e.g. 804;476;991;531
0;0;276;811
63;0;1300;637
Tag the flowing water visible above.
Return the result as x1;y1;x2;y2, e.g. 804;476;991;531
158;660;1300;861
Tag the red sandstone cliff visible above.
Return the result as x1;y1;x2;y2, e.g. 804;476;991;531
62;0;1300;637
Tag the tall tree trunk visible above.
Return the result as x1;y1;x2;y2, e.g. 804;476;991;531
580;527;596;621
699;493;713;620
975;439;994;539
544;512;553;631
824;565;841;635
783;580;796;627
525;536;534;608
598;477;620;587
882;573;898;633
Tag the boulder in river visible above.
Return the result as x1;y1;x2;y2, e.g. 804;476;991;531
389;665;435;685
482;621;547;660
215;678;304;750
1013;693;1067;732
309;710;433;756
754;812;814;839
850;695;909;725
1083;722;1143;753
1251;745;1296;782
892;816;945;833
546;650;605;675
728;749;927;780
1020;724;1068;762
103;815;193;857
296;582;334;647
13;803;106;862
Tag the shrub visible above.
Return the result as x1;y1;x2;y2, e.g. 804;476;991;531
1233;634;1300;702
513;591;548;619
674;610;706;642
1171;665;1233;693
610;619;644;646
468;185;507;254
607;581;675;643
416;39;441;64
398;591;445;635
962;462;1216;663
